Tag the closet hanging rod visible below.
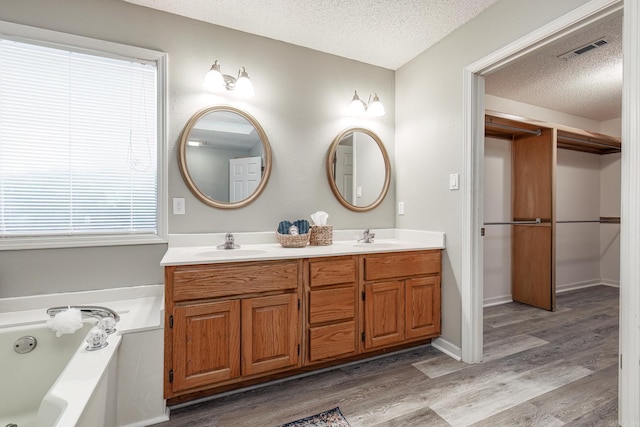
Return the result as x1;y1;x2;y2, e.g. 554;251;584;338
557;134;621;149
485;121;541;136
484;218;542;225
557;218;620;224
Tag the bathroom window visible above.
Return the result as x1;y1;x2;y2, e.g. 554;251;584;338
0;23;167;249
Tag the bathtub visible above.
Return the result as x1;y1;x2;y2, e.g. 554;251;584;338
0;319;120;427
0;285;167;427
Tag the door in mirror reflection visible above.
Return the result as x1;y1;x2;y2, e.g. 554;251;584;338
179;106;272;209
327;127;390;212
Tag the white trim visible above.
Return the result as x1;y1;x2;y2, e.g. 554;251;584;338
0;20;168;250
119;409;170;427
461;68;484;363
483;295;512;307
431;337;462;361
619;1;640;424
555;279;604;293
462;0;630;421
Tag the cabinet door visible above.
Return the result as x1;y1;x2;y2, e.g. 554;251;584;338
172;300;240;393
364;281;404;349
242;293;299;376
406;276;441;339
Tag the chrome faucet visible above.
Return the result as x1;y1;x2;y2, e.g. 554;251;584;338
358;228;375;243
46;305;120;323
217;232;240;249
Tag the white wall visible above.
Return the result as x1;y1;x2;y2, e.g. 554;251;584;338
601;152;621;285
0;0;395;298
395;0;594;348
483;137;512;305
556;149;602;289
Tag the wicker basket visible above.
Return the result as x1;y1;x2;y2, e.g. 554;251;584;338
276;231;310;248
309;225;333;246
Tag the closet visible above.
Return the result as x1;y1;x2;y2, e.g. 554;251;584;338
484;111;621;311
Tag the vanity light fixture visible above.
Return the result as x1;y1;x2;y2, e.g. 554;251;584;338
348;90;386;117
203;60;255;98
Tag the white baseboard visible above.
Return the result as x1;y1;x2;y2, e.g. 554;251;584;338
431;337;462;361
556;279;606;293
119;408;170;427
483;295;513;307
483;280;619;306
600;279;620;287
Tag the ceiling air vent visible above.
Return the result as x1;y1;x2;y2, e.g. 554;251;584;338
558;37;609;61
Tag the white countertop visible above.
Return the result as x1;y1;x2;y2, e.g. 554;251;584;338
161;228;445;266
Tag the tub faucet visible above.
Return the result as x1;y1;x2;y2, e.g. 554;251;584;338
46;305;120;323
358;228;375;243
217;232;240;249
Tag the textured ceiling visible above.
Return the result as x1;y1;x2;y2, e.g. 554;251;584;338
121;0;499;70
123;0;622;122
485;11;623;122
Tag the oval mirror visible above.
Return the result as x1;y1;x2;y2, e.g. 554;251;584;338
326;127;390;212
178;106;272;209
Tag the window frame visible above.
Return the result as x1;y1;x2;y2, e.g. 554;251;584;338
0;20;167;250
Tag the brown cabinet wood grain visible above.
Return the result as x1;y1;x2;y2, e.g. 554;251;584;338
306;256;359;363
242;293;299;376
171;260;298;302
362;250;441;350
364;280;405;348
406;276;441;339
165;260;301;398
171;300;241;393
165;249;441;402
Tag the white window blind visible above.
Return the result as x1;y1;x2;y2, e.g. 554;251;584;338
0;38;158;239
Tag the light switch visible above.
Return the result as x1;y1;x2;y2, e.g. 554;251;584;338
449;173;459;190
173;198;185;215
356;186;362;197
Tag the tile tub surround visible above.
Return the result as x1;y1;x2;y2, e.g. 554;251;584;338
0;285;168;427
162;229;446;266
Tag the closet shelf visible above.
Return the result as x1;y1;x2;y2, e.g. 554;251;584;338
485;111;621;155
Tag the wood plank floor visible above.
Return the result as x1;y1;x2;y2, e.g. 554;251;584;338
154;285;619;427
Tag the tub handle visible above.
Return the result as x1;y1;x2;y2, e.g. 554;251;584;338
46;305;120;323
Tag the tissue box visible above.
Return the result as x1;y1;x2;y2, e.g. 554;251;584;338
309;225;333;246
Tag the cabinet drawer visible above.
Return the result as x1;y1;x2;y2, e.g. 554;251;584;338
309;286;356;324
171;260;299;301
364;250;441;282
309;321;356;361
309;257;356;287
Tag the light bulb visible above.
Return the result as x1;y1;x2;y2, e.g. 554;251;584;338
367;94;385;117
234;67;254;98
203;61;225;91
349;91;366;115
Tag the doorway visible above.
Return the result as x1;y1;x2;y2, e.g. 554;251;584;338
461;0;640;424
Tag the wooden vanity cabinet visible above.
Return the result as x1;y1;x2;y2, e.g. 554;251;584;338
305;256;359;363
362;251;441;350
164;249;442;402
164;259;302;398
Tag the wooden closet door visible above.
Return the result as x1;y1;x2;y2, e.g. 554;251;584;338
511;128;556;311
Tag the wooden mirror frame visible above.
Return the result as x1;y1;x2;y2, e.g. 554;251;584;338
326;127;391;212
178;106;272;209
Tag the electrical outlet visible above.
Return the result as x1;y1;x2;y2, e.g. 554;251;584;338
398;201;405;215
173;198;185;215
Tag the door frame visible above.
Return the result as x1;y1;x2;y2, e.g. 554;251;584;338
461;0;639;424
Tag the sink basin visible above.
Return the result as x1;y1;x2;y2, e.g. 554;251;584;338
196;249;267;258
